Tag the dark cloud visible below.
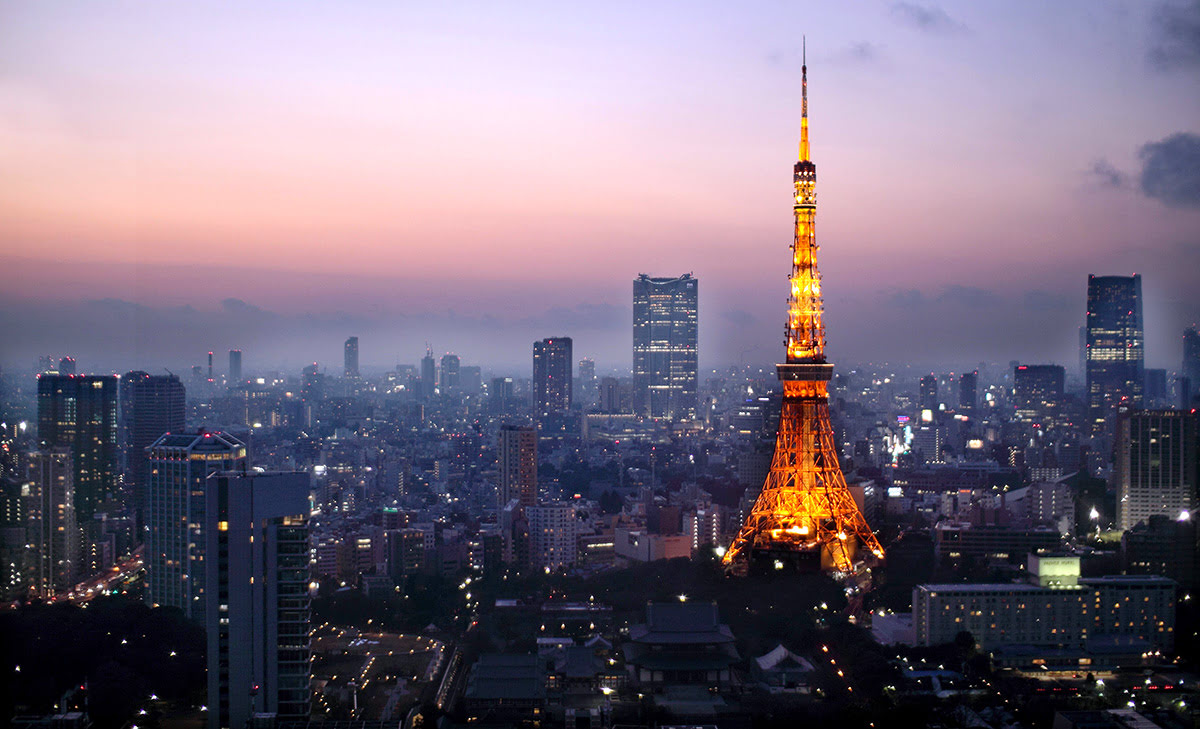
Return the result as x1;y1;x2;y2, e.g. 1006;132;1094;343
886;289;927;308
1148;0;1200;71
1138;132;1200;208
1023;291;1073;312
890;3;968;34
831;41;884;65
935;286;1002;309
1087;159;1129;189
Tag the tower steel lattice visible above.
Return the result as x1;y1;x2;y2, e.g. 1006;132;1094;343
723;47;884;575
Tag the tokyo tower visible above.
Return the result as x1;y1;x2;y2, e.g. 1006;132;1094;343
723;47;884;575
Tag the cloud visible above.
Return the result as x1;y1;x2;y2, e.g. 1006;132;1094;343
1023;290;1072;312
1138;132;1200;208
1148;0;1200;71
1087;159;1129;189
890;3;968;34
831;41;884;65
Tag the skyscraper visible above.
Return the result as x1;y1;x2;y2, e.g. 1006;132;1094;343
498;424;537;509
918;374;938;412
27;449;77;596
1183;327;1200;408
145;430;246;622
421;348;436;400
344;336;359;378
36;374;118;522
578;357;597;406
632;274;698;420
1013;364;1065;428
1086;274;1144;435
440;353;460;392
58;357;76;376
1115;410;1198;532
959;371;977;413
527;501;576;571
532;337;572;416
120;371;186;528
228;349;242;384
205;471;311;728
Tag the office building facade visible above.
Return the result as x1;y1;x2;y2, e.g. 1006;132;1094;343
1014;364;1065;428
1086;274;1144;435
27;449;77;596
498;424;537;510
120;371;186;527
533;337;572;416
440;353;460;392
632;274;698;420
344;336;359;378
1114;410;1199;532
228;350;242;384
527;501;576;572
145;430;247;622
205;471;311;729
36;374;119;522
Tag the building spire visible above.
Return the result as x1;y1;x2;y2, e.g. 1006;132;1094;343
800;36;809;161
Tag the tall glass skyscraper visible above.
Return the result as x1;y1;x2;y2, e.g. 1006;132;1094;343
120;371;186;529
633;273;698;420
1086;274;1144;435
36;374;118;522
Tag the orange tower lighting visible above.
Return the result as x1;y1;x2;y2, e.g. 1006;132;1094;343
723;44;884;574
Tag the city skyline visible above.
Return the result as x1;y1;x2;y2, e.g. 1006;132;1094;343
2;2;1200;374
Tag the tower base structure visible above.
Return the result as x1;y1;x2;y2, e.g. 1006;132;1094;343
724;363;884;576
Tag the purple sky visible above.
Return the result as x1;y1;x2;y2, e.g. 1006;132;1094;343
2;1;1199;376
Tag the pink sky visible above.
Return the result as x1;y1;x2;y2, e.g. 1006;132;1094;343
2;2;1199;372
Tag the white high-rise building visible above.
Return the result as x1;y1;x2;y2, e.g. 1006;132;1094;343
527;501;576;572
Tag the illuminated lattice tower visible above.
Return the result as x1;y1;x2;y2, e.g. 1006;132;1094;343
723;51;884;575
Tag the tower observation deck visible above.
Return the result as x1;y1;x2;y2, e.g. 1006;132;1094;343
723;48;884;574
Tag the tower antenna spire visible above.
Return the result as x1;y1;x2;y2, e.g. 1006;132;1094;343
800;36;810;161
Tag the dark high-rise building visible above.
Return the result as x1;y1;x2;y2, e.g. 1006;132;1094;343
919;374;938;412
228;349;242;384
145;430;247;622
58;357;76;376
120;371;186;527
28;448;77;596
36;374;118;522
1114;410;1198;532
1014;364;1065;427
421;348;436;400
498;424;537;510
533;337;572;416
632;273;698;420
440;353;460;392
959;371;977;413
205;471;311;728
1145;368;1168;408
1086;274;1144;434
490;377;515;411
344;336;359;378
1183;327;1200;408
300;363;324;402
